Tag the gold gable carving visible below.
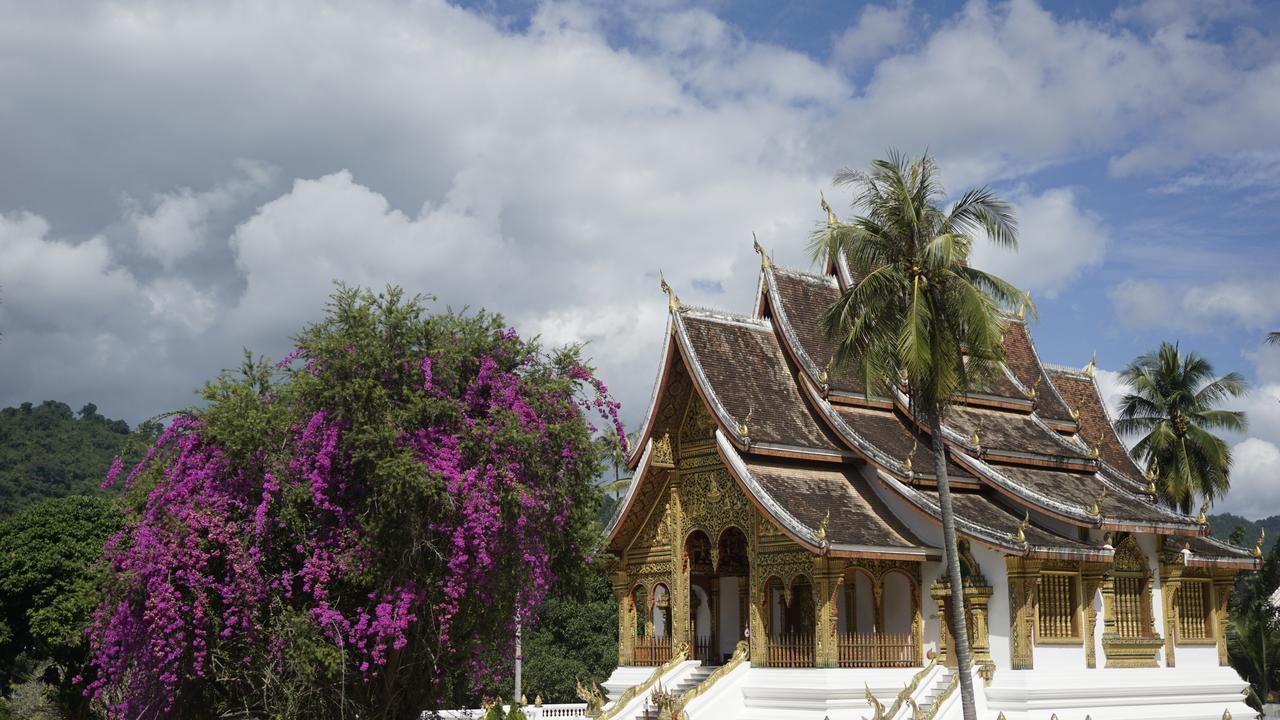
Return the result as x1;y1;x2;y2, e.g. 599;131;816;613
681;396;718;446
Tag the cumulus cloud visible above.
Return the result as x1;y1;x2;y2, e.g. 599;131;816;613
1216;437;1280;518
832;2;913;68
970;186;1108;298
0;0;1276;433
1110;278;1280;332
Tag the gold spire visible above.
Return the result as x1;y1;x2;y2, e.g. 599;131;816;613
752;232;772;269
737;407;753;438
1088;487;1107;518
659;272;681;311
1084;351;1097;378
1014;510;1029;544
1026;375;1041;402
820;191;837;227
1015;301;1026;321
1145;460;1158;495
1254;529;1265;558
1196;501;1209;526
818;358;831;385
817;510;830;544
904;438;917;474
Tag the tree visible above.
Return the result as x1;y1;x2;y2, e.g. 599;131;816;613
1229;538;1280;709
83;286;624;720
1268;332;1279;346
0;495;120;718
810;151;1028;720
1116;342;1247;513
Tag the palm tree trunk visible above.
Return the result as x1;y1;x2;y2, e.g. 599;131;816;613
930;412;978;720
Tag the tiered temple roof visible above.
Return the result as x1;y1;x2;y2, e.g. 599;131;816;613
606;250;1257;570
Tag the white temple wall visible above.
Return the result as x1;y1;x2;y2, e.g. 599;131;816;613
692;584;712;642
972;542;1013;671
653;584;669;637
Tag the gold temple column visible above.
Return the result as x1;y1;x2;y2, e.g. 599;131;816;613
814;557;841;668
1082;563;1106;668
611;570;635;666
1005;557;1039;670
1213;572;1234;666
1160;555;1184;668
669;475;691;649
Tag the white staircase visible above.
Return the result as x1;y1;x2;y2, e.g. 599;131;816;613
635;664;715;720
910;668;954;719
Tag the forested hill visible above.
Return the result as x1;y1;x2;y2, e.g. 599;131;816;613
0;401;158;516
1208;512;1280;552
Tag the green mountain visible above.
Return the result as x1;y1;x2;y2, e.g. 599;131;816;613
1208;512;1280;552
0;401;158;517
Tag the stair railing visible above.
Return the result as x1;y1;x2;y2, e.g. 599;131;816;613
883;657;939;720
674;640;750;712
597;642;690;720
918;670;960;720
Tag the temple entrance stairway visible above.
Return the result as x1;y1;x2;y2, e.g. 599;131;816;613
635;665;715;720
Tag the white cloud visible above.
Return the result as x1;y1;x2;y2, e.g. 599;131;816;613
0;0;1276;428
970;186;1108;298
1109;278;1280;332
1216;437;1280;518
832;2;912;68
127;161;274;269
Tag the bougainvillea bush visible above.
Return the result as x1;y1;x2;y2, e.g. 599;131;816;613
84;286;622;719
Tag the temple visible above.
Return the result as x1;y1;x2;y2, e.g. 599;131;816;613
596;245;1260;720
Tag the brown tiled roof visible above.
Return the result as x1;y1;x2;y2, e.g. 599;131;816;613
964;358;1027;400
947;405;1091;460
1048;368;1148;488
923;490;1098;551
1181;534;1258;567
991;465;1193;528
1003;322;1075;422
678;310;844;453
745;459;927;550
767;268;869;395
835;407;972;478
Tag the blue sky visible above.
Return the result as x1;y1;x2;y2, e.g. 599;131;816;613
0;0;1278;514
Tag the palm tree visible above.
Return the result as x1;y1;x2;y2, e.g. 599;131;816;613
1267;332;1279;346
1116;342;1247;513
810;151;1029;720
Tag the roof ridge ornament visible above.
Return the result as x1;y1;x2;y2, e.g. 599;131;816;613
659;272;681;312
1013;510;1029;544
820;191;837;227
1196;501;1209;526
1084;351;1097;378
1254;529;1265;558
818;358;832;386
817;510;831;545
1145;460;1159;495
904;437;918;476
736;407;753;439
1088;487;1106;518
1070;405;1082;421
1090;430;1103;460
752;232;772;269
1026;375;1040;402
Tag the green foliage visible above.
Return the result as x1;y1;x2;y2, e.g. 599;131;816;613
1267;332;1279;346
1229;540;1280;707
1116;341;1248;513
506;705;527;720
513;567;618;704
0;495;121;716
1210;513;1278;553
0;400;159;516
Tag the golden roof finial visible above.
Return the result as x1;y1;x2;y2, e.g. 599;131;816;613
1088;487;1106;517
1070;405;1082;421
1254;529;1266;558
1085;351;1097;378
1015;299;1027;321
659;272;681;311
1196;500;1210;525
1145;460;1158;494
817;510;830;543
904;437;917;474
818;358;832;386
1027;375;1041;402
970;417;985;451
1090;430;1103;460
752;232;772;269
1014;510;1029;544
737;407;753;438
820;191;837;227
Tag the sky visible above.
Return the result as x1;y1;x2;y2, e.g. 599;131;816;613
1;0;1278;516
